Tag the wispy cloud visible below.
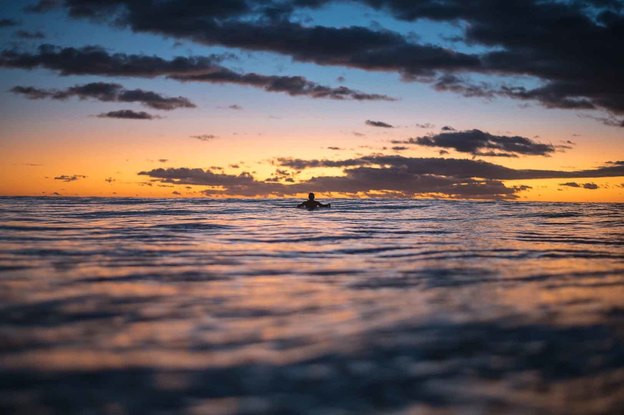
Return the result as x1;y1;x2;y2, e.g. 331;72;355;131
559;182;600;190
97;110;160;120
190;134;217;141
366;120;394;128
54;174;87;182
11;82;195;110
0;18;18;27
15;30;45;39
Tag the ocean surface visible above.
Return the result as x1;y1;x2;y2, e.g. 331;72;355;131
1;197;623;415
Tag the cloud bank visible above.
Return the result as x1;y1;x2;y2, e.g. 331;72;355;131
0;44;394;101
28;0;624;123
138;156;624;199
392;129;556;157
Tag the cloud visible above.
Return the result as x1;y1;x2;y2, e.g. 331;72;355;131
0;19;18;27
10;82;195;110
366;120;394;128
0;44;393;101
139;165;518;199
394;129;555;157
139;155;623;199
54;174;86;182
97;110;159;120
275;155;624;180
191;134;217;141
172;71;395;101
583;114;624;128
43;0;624;119
228;104;242;110
15;30;45;39
24;0;60;13
559;182;600;190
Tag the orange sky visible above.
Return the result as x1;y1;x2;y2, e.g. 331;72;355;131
1;1;623;201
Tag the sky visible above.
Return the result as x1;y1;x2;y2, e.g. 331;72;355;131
1;0;623;201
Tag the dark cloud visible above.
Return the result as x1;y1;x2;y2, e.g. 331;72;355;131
0;44;225;77
191;134;217;141
50;0;479;77
139;165;517;199
395;129;555;157
560;182;600;190
366;120;394;128
97;110;159;120
45;0;624;120
0;19;19;27
11;82;195;110
15;30;45;39
24;0;60;13
140;155;623;199
172;71;395;101
275;155;624;180
441;126;455;131
512;185;532;192
54;174;86;182
0;44;393;101
228;104;242;110
584;114;624;128
415;123;434;129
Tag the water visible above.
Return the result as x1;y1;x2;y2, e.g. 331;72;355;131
1;197;623;414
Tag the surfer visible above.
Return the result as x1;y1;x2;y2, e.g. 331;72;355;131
297;193;331;209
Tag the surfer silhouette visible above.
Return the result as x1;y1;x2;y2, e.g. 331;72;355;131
297;193;330;209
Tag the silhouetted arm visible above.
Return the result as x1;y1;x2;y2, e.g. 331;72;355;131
319;202;331;208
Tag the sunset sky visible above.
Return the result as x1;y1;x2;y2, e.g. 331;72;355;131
1;0;623;201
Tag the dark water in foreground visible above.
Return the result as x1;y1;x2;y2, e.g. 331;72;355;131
1;197;623;415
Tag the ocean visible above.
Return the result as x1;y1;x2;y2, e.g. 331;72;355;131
1;197;623;414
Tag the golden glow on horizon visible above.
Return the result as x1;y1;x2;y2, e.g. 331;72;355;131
1;118;623;201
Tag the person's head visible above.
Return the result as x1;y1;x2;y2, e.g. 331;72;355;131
308;192;315;200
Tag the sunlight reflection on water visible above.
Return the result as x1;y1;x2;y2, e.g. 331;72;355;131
1;197;623;414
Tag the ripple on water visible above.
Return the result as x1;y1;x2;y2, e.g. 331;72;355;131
0;197;623;414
